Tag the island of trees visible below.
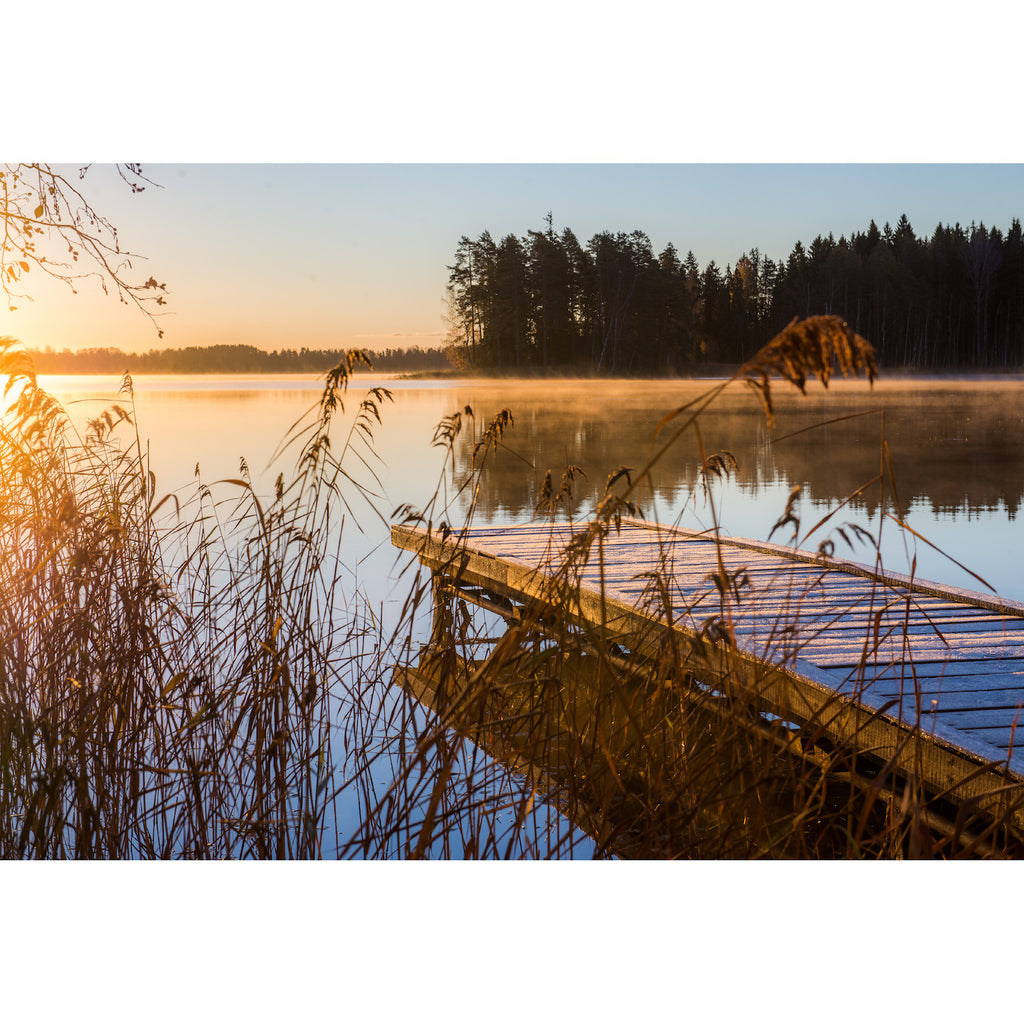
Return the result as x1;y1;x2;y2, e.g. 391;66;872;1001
444;213;1024;372
24;212;1024;377
27;343;451;375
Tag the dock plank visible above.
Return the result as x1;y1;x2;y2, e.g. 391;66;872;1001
392;517;1024;830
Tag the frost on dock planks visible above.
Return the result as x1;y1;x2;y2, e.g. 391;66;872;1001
391;517;1024;831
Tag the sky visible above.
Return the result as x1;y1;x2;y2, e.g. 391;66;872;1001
6;162;1024;355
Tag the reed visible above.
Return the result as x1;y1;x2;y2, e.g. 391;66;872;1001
0;337;389;857
2;317;1021;859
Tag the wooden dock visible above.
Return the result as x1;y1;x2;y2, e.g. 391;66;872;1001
391;517;1024;845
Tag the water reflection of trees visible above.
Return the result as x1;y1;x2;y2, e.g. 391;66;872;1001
446;382;1024;526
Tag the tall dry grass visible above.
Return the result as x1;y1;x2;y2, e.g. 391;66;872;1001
0;337;392;857
3;316;1022;859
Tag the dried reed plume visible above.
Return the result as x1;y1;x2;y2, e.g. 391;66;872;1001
740;314;878;426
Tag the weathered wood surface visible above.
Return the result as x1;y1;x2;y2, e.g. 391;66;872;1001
392;517;1024;827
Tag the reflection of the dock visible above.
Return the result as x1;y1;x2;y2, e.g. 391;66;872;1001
393;639;827;859
394;647;672;858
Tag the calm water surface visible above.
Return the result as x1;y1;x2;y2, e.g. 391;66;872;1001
41;373;1024;603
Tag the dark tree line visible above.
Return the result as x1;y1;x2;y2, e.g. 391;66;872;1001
27;344;451;375
446;214;1024;371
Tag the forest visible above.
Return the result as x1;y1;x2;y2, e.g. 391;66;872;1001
444;213;1024;372
27;343;451;375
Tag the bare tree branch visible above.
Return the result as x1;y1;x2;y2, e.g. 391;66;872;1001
0;163;169;337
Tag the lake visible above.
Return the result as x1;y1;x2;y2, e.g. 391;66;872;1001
28;370;1024;856
40;372;1024;605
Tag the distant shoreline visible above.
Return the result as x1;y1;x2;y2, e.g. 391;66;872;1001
23;343;451;378
31;365;1024;384
21;346;1024;383
391;365;1024;382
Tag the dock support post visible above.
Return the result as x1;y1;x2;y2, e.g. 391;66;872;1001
430;570;454;649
